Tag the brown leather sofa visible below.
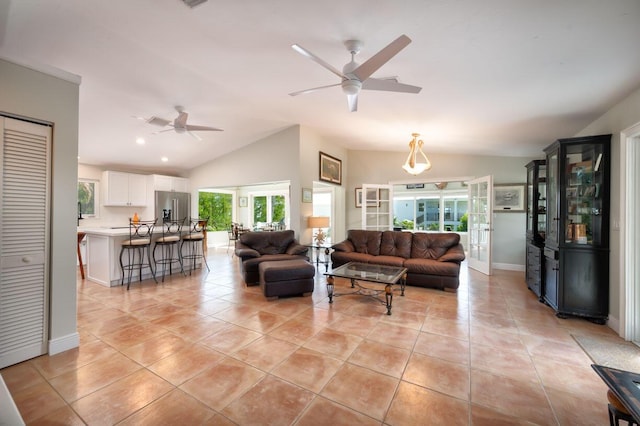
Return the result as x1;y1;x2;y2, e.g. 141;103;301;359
331;230;465;292
235;230;309;285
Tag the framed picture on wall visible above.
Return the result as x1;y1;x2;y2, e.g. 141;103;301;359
302;188;312;203
355;187;379;208
238;196;248;207
493;184;525;212
319;152;342;185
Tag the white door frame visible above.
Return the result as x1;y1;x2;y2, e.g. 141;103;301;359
467;175;493;275
622;122;640;342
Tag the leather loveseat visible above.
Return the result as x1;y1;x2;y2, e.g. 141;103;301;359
235;230;309;285
331;229;465;292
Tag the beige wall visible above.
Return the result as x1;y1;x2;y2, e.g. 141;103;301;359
0;58;80;353
346;150;540;267
575;84;640;327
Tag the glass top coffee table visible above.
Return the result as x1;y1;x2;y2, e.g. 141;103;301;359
324;262;407;315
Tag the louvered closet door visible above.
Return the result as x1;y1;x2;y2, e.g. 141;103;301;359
0;116;51;369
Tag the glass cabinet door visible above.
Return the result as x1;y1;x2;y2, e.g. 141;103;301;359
546;150;559;247
537;164;546;238
526;166;534;234
562;143;605;246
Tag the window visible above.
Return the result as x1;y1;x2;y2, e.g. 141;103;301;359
78;179;98;218
251;191;288;229
393;182;468;232
198;191;232;231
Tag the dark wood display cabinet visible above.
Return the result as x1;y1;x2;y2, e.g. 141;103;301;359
543;134;611;323
525;159;546;300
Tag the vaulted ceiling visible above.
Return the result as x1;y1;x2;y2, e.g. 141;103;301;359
2;0;640;173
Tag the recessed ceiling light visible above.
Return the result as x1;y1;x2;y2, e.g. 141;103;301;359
161;156;168;162
136;137;145;145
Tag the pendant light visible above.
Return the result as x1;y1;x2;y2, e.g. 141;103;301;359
402;133;431;175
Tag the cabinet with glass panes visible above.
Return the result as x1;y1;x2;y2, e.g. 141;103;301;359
543;134;610;323
525;159;546;300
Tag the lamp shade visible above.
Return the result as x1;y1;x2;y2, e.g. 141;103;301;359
308;216;330;228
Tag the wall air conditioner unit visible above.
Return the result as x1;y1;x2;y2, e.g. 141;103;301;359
182;0;207;8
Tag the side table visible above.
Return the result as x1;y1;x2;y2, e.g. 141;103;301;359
305;243;333;272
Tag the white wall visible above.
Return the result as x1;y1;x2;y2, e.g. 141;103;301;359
0;58;80;353
574;84;640;325
346;150;540;268
77;164;155;227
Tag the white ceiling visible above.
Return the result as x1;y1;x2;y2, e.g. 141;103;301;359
2;0;640;174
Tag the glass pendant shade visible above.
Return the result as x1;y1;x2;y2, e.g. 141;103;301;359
402;133;431;175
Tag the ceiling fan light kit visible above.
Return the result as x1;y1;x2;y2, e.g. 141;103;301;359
402;133;431;176
290;34;422;112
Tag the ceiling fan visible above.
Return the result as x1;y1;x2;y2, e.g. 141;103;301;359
135;106;223;140
289;34;421;112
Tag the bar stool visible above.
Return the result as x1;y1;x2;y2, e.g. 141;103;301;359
181;217;210;275
77;231;86;279
153;217;185;282
120;218;157;290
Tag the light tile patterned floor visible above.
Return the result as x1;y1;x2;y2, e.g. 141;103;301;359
1;249;622;425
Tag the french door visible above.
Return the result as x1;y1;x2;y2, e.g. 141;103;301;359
361;184;393;230
467;175;493;275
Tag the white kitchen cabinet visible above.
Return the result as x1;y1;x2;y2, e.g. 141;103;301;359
151;174;189;192
102;171;147;206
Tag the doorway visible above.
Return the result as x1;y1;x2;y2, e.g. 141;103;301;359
622;123;640;343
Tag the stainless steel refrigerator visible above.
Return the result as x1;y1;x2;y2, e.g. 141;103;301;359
155;191;191;225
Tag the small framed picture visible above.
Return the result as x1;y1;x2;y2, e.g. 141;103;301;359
355;187;379;208
493;184;525;212
302;188;312;203
319;152;342;185
238;196;248;207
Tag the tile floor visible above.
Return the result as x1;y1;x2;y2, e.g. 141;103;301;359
1;249;622;425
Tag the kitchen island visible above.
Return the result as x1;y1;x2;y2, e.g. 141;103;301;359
81;225;205;287
81;227;146;287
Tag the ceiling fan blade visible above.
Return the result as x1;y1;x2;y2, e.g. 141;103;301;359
292;44;347;79
362;77;422;93
146;116;172;127
184;124;223;132
152;128;175;135
174;112;189;128
187;131;202;141
352;34;411;81
289;83;342;96
347;93;358;112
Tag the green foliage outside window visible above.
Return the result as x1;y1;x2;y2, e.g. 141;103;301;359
253;196;267;222
457;213;468;232
271;195;285;222
199;192;232;231
78;181;96;215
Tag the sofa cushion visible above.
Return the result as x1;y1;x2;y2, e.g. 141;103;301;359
331;251;374;266
239;230;295;255
380;231;412;259
372;255;406;268
347;229;382;255
411;232;460;260
404;258;460;277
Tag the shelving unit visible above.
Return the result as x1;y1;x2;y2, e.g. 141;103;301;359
525;160;546;300
543;134;611;323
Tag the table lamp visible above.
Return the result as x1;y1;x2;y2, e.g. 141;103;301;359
308;216;330;245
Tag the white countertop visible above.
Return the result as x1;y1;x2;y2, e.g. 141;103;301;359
77;227;131;237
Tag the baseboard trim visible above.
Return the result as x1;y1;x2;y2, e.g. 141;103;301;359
493;262;525;272
48;332;80;355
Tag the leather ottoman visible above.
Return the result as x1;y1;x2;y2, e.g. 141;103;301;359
259;259;315;300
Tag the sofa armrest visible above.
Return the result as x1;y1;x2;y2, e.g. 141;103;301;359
332;240;355;253
286;243;309;256
438;244;466;263
235;242;261;259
